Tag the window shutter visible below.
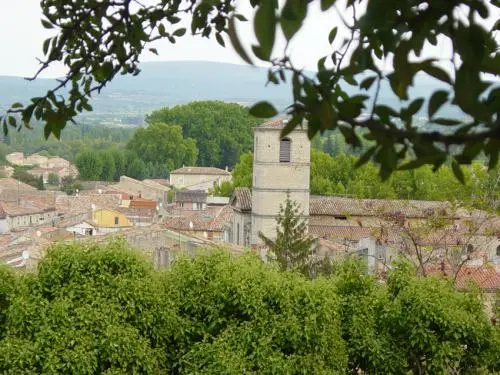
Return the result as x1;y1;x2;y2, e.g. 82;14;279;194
280;138;291;162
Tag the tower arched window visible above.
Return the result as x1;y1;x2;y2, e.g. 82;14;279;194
497;245;500;257
280;138;291;162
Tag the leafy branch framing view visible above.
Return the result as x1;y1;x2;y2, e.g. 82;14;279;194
0;0;498;179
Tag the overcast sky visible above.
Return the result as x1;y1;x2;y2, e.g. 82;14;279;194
0;1;497;78
0;0;343;78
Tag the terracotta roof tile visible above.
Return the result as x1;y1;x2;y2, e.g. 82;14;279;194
230;187;252;212
455;265;500;291
309;196;455;218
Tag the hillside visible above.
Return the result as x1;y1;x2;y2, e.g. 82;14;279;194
0;60;460;124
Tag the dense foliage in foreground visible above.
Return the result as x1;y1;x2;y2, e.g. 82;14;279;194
0;241;498;374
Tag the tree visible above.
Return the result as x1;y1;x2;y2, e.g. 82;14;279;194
210;181;234;197
1;241;497;374
259;193;318;277
322;136;335;157
109;148;126;181
75;150;103;181
98;150;117;181
127;123;197;171
47;173;59;185
147;101;260;168
127;158;146;180
232;152;253;189
36;175;45;190
2;1;498;179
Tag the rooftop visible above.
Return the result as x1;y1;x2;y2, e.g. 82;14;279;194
175;190;208;203
230;187;252;212
170;166;230;176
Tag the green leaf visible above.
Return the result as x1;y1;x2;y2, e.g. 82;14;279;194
11;102;23;109
280;0;307;41
328;27;338;44
428;90;448;119
228;17;253;65
452;160;465;184
249;101;278;118
149;48;158;55
215;33;225;47
43;38;51;55
360;76;377;90
41;19;53;29
173;28;186;37
422;65;451;84
432;118;461;126
407;98;424;116
321;0;335;10
354;146;377;168
254;1;277;60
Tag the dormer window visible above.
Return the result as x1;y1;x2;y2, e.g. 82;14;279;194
280;138;291;162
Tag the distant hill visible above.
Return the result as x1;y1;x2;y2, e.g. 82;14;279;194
0;60;462;124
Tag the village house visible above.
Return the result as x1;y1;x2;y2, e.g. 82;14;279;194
92;208;133;234
113;176;170;204
174;190;207;211
170;166;231;192
165;205;233;242
0;202;57;232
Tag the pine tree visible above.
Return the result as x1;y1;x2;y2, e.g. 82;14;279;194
259;193;317;277
323;136;336;156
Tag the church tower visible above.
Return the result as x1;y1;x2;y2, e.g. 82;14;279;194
251;118;310;246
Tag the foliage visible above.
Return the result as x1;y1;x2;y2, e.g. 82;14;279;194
1;0;499;179
210;181;234;197
12;166;38;188
75;150;103;181
232;152;253;189
127;123;197;171
47;173;60;186
259;194;318;277
127;158;147;180
146;101;260;168
97;150;116;181
36;176;45;191
0;242;498;373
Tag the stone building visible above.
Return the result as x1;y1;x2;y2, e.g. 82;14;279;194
229;187;252;246
250;118;310;245
170;167;231;192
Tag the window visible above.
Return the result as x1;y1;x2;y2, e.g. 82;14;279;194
279;138;291;162
334;215;348;220
497;245;500;257
114;217;119;225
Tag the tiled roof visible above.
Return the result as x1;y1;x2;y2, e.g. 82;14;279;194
165;205;232;232
1;202;56;217
143;179;169;187
210;205;234;230
258;118;287;128
175;190;208;203
55;194;122;215
170;167;230;176
309;196;455;218
115;207;155;218
230;187;252;212
0;178;37;192
130;197;158;209
455;265;500;291
309;225;376;241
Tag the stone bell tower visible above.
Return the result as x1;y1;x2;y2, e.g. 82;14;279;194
251;118;310;246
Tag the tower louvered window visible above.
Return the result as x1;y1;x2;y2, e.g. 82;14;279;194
280;138;291;162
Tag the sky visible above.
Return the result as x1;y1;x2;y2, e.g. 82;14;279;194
0;1;497;78
0;0;342;78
